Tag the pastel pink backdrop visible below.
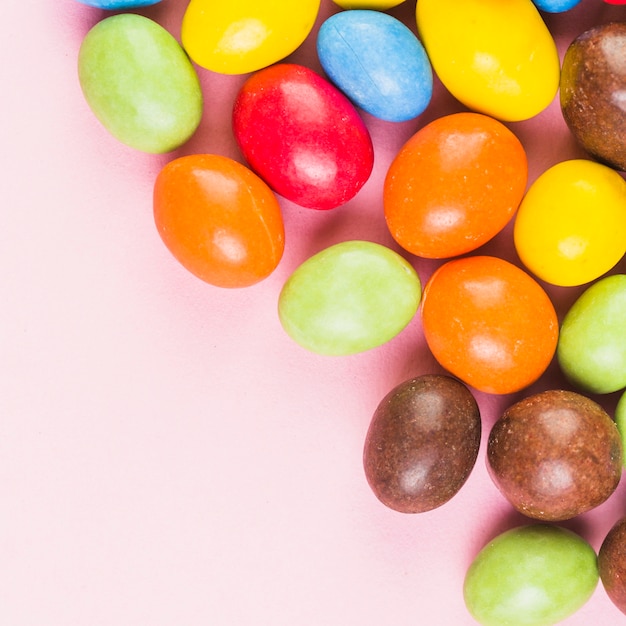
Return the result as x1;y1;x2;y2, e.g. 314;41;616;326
2;0;626;624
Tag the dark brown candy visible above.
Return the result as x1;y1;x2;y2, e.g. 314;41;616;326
363;374;481;514
599;516;626;616
487;389;623;521
560;22;626;171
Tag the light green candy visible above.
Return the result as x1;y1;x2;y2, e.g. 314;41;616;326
464;524;598;626
78;14;203;154
278;240;421;355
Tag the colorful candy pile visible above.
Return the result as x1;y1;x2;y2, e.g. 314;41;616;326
74;0;626;623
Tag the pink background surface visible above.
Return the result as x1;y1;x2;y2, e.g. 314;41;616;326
3;0;626;623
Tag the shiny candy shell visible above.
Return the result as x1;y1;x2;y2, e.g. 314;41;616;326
421;255;559;395
74;0;161;7
233;63;374;210
560;22;626;171
416;0;560;121
384;112;527;258
153;154;285;288
78;14;202;154
317;10;433;122
363;374;481;514
181;0;321;75
278;241;421;355
514;159;626;287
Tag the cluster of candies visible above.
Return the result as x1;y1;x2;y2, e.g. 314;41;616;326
75;0;626;623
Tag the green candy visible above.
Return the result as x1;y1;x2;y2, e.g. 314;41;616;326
278;241;421;355
78;14;203;154
464;524;598;626
557;274;626;394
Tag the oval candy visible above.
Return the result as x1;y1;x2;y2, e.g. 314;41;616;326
78;14;202;154
561;22;626;171
557;274;626;394
153;154;285;288
317;10;433;122
416;0;560;121
384;112;527;258
331;0;406;7
514;159;626;287
363;374;481;514
421;255;558;395
233;64;374;210
74;0;161;8
181;0;321;75
278;241;421;355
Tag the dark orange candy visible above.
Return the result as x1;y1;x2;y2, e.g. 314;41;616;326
421;255;558;394
384;112;527;259
153;154;285;288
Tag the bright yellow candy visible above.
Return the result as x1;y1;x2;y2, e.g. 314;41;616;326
332;0;406;8
181;0;321;75
514;159;626;287
416;0;560;121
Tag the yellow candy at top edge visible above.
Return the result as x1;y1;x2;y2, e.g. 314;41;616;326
181;0;321;75
332;0;407;8
416;0;560;122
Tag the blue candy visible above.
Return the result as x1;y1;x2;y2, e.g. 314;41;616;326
75;0;162;8
531;0;582;11
317;10;433;122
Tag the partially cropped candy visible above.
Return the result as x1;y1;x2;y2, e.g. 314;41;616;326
181;0;321;75
74;0;162;8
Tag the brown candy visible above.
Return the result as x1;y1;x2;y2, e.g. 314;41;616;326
487;389;623;521
560;22;626;171
599;516;626;615
363;374;481;514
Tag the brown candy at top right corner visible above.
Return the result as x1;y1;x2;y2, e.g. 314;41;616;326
487;389;623;522
560;22;626;172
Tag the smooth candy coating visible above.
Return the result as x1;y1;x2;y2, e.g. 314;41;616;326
420;256;558;394
514;159;626;287
599;516;626;615
78;14;202;154
317;10;432;122
181;0;320;75
278;241;421;355
416;0;560;121
74;0;161;8
363;374;480;514
233;64;374;210
560;22;626;171
464;524;599;626
153;154;285;288
557;274;626;394
616;390;626;466
531;0;582;11
332;0;406;7
384;112;527;258
487;389;623;521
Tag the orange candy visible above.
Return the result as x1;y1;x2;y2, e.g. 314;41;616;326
421;256;558;394
153;154;285;288
384;112;527;259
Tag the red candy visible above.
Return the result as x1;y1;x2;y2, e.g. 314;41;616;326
232;63;374;210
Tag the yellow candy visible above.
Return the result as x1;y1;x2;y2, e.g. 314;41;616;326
416;0;560;121
514;159;626;287
181;0;321;75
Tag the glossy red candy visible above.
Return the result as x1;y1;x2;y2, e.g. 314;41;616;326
232;63;374;210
